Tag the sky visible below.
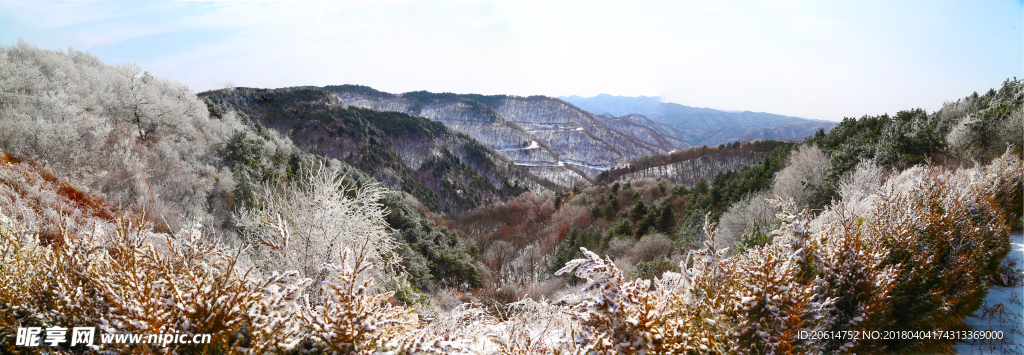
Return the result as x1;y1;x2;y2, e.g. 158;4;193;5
1;0;1021;121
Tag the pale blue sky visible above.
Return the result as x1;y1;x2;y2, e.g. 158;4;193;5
1;0;1021;121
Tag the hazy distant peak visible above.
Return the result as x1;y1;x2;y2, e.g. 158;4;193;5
559;94;837;145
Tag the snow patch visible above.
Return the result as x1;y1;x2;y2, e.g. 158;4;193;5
500;140;541;151
955;229;1024;354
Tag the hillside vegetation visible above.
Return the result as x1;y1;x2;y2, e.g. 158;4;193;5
597;140;791;185
802;80;1023;210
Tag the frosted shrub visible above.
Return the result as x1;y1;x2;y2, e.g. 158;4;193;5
975;146;1024;224
0;211;267;353
726;243;818;354
398;303;496;354
488;299;577;355
548;147;1021;354
0;209;412;354
662;220;738;354
0;152;114;242
551;217;818;354
0;210;53;353
554;218;737;354
556;247;662;354
808;202;899;353
839;147;1019;352
302;248;415;355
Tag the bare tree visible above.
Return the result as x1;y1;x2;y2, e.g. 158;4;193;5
811;160;885;232
770;144;829;208
507;242;548;286
716;191;776;249
237;162;400;284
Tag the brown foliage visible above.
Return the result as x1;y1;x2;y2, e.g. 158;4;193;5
0;150;115;245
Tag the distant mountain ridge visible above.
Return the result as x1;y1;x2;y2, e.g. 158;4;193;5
326;85;676;185
560;94;837;146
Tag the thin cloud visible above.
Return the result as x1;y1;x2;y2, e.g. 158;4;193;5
0;0;133;29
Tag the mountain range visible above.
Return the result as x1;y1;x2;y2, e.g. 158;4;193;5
200;85;836;208
201;85;824;212
199;87;546;214
560;94;837;146
321;86;832;184
325;86;666;185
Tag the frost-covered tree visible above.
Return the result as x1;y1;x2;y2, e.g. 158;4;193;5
943;80;1024;163
716;191;776;250
770;144;830;208
810;160;884;232
237;162;400;287
507;242;548;287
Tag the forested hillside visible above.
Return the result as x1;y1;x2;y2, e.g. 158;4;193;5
200;86;546;214
597;140;792;186
591;113;689;150
435;139;800;304
800;80;1023;209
